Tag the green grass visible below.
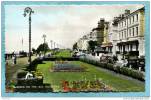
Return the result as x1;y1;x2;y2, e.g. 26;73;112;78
37;61;145;92
55;50;71;57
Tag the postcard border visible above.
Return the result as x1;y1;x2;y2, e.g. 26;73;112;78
1;1;150;97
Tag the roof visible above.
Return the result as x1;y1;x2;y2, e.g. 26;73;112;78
117;7;145;22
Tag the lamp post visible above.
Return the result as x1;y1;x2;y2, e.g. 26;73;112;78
50;40;53;50
54;42;55;49
23;7;34;66
42;34;46;57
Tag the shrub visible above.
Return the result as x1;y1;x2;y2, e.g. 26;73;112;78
116;67;144;81
113;66;121;73
26;58;43;71
106;63;114;70
17;71;28;78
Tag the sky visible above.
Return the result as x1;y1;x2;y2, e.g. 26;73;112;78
5;4;144;53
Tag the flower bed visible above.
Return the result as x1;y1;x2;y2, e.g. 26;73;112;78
52;61;86;72
61;80;113;92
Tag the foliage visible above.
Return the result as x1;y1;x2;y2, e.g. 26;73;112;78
19;51;28;57
36;43;50;54
17;71;28;78
26;58;43;71
73;42;78;50
61;80;112;92
87;40;97;52
32;48;36;54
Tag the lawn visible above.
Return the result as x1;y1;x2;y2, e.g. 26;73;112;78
55;50;71;57
37;61;145;92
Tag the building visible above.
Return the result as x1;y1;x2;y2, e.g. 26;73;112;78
77;38;83;51
92;18;105;45
116;7;145;60
92;18;106;56
75;7;145;61
89;31;97;41
101;22;113;54
77;35;89;52
109;18;119;56
77;30;98;53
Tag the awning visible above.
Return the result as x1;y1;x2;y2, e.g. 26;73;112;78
102;42;113;47
117;40;138;46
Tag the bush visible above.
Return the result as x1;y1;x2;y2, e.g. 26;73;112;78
106;63;114;70
26;58;43;71
17;78;43;86
131;70;144;81
113;66;121;73
17;71;28;78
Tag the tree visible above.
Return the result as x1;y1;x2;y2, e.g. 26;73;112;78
32;48;36;54
36;43;50;54
87;41;97;52
19;51;27;57
73;42;77;50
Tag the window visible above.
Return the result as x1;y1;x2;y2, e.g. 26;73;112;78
129;18;131;24
122;32;123;39
136;27;138;36
124;31;126;38
133;16;134;22
133;28;135;36
130;44;133;51
136;14;138;21
119;32;121;39
129;29;131;37
127;31;128;38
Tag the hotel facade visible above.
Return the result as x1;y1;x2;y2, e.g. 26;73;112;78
75;7;145;61
115;7;145;60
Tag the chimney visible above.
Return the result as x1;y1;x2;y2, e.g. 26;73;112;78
98;18;105;27
99;18;105;23
118;14;122;19
122;14;125;18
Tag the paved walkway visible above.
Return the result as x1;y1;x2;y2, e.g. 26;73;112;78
6;56;37;85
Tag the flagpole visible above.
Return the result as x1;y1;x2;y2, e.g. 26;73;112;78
22;38;23;51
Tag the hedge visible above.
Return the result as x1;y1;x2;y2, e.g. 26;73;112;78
79;58;144;81
26;58;43;71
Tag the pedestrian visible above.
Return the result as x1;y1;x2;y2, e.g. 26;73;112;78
14;55;17;64
12;56;15;64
